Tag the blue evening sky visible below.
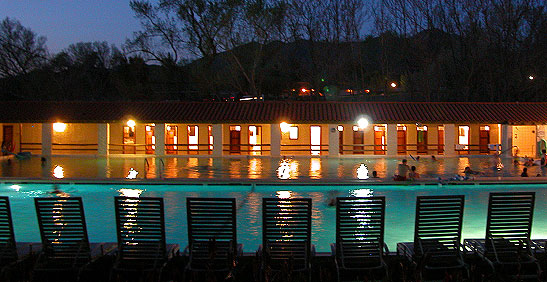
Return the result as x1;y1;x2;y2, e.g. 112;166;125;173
0;1;144;53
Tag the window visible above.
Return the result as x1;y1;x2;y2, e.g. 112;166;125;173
337;125;344;132
289;126;298;140
188;125;198;150
230;125;241;131
417;125;428;131
480;125;490;131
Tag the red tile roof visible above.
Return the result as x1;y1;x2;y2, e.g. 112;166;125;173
0;101;546;124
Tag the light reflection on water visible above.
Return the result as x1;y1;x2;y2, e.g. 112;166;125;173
2;183;547;252
0;155;545;179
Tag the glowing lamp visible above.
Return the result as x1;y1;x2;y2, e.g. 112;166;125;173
127;120;136;127
301;88;307;93
357;117;369;129
529;76;534;80
53;122;66;133
280;122;290;133
390;82;397;88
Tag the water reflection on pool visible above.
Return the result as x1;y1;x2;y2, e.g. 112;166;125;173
1;155;545;180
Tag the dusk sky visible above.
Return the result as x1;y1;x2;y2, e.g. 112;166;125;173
0;1;145;54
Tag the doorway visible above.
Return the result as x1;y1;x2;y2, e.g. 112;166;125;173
338;126;344;155
166;125;178;154
249;125;262;155
123;125;136;154
479;125;490;154
229;125;241;155
417;126;428;154
437;126;444;154
187;125;198;155
2;125;14;154
353;126;364;154
145;125;155;154
310;126;321;156
397;125;407;155
374;125;386;155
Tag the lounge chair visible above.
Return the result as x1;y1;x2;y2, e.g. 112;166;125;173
464;192;540;279
397;195;468;280
185;198;241;279
33;197;92;281
260;198;313;282
331;197;388;281
0;196;17;273
112;196;169;282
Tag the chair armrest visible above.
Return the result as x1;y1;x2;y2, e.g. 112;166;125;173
330;243;336;257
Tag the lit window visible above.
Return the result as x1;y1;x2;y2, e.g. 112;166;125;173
353;126;359;131
397;124;407;131
480;125;490;131
374;125;386;132
230;125;241;131
417;126;428;131
337;125;344;132
289;126;298;140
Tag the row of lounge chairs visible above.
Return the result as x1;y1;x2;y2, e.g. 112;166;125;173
0;192;542;281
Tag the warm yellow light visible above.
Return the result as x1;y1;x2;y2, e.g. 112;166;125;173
53;165;64;179
390;82;397;88
53;122;66;133
127;120;136;127
529;76;534;80
357;117;369;129
301;88;307;93
280;122;290;133
337;125;344;132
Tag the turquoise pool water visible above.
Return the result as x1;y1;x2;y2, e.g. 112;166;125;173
0;183;546;252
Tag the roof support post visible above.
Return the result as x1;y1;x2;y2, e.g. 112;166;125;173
443;124;456;157
270;124;281;157
387;124;397;156
501;124;513;157
328;124;339;157
97;123;109;156
41;123;52;156
155;123;165;156
212;124;223;157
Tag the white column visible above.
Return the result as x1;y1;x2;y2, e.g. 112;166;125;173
444;124;456;157
212;124;223;157
501;124;513;157
328;124;339;157
270;124;281;157
97;123;109;156
41;123;52;156
387;124;397;156
155;123;165;156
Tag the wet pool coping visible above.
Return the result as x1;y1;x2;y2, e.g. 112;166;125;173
1;176;547;186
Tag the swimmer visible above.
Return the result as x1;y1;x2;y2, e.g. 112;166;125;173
51;184;69;197
431;155;436;161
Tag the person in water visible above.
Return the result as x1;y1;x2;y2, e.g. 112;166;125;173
463;167;480;176
394;159;410;181
409;166;420;180
521;168;529;177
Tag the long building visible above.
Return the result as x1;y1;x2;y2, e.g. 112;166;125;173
1;101;546;158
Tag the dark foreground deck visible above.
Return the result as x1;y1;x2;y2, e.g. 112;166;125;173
4;248;547;282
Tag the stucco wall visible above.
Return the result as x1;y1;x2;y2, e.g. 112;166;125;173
51;123;98;155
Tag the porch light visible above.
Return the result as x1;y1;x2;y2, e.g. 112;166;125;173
280;122;290;133
357;117;369;129
337;125;344;131
127;120;136;127
53;122;67;133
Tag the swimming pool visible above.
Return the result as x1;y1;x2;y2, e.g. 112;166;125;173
1;183;546;252
1;155;545;180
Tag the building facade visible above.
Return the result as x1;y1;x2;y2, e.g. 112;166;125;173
1;101;546;158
